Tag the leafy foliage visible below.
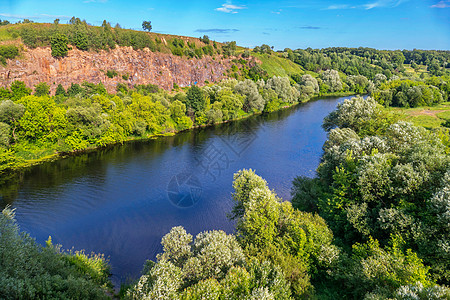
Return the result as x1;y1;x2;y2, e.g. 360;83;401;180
142;20;152;32
292;95;450;297
0;45;19;65
51;33;68;58
231;169;338;298
127;227;291;299
0;207;111;299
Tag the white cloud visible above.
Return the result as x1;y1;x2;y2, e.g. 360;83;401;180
326;0;407;10
0;13;70;19
40;14;71;19
83;0;108;3
326;4;351;9
0;13;30;19
215;2;247;13
431;0;450;8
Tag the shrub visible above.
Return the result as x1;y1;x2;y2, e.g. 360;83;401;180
106;69;118;78
0;45;19;61
51;33;68;58
0;207;111;299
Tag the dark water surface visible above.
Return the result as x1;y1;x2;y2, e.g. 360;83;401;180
0;96;344;286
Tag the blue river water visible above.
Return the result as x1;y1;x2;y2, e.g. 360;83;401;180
0;95;345;285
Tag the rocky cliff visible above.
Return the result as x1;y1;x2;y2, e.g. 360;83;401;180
0;46;235;93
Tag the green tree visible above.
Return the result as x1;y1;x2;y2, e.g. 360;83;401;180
128;226;291;299
234;79;265;112
51;33;68;58
200;35;210;44
67;83;83;97
142;20;152;32
321;69;343;92
231;169;338;298
34;82;50;97
0;122;10;146
55;84;66;97
298;74;319;100
186;86;206;112
222;41;237;57
18;96;66;142
265;76;299;103
10;81;31;101
0;100;25;142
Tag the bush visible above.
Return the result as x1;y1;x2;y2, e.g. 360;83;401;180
51;33;68;58
0;45;19;61
0;207;111;299
106;69;118;78
171;48;183;56
34;82;50;96
127;226;291;299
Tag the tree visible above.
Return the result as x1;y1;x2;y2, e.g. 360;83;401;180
231;169;338;298
142;20;152;32
298;74;319;99
186;86;206;112
10;81;31;101
128;226;291;299
0;100;25;142
55;84;66;97
169;100;186;120
346;75;369;94
200;35;210;44
34;82;50;97
216;89;243;120
67;83;83;97
17;96;62;141
234;79;265;112
265;76;299;103
322;96;383;135
222;41;237;57
0;122;10;146
374;73;387;86
51;33;68;58
321;69;342;92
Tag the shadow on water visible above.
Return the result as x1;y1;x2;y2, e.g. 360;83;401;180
0;96;346;287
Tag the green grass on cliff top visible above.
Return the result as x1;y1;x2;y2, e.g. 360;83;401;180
253;52;304;77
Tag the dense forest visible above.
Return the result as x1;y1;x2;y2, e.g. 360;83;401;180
1;19;450;299
280;47;450;78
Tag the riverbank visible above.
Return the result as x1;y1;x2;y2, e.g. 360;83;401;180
0;91;356;182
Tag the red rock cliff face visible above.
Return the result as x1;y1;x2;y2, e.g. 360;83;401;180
0;46;233;93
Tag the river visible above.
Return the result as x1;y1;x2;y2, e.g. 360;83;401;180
0;95;345;285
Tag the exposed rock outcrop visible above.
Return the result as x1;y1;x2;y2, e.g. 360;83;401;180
0;46;234;93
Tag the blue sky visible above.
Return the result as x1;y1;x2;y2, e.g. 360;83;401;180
0;0;449;50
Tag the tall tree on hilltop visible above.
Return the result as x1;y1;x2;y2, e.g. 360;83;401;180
142;20;152;32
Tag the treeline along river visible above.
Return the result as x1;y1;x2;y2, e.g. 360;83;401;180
0;95;345;286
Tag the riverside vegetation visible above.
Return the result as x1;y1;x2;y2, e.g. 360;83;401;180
1;19;450;299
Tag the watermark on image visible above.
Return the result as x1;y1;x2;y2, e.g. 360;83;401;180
167;171;202;208
167;118;264;208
